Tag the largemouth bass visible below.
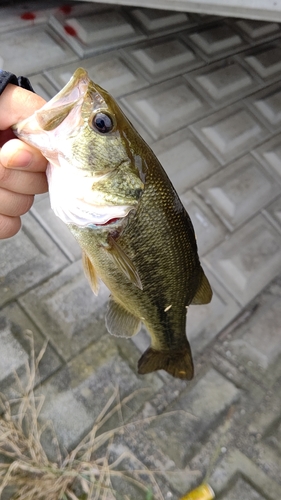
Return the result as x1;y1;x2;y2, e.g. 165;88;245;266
14;68;212;380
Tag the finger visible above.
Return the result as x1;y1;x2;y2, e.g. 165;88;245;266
0;187;34;217
0;163;48;195
0;85;46;129
0;139;47;172
0;214;21;239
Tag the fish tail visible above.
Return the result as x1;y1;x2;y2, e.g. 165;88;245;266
138;344;194;380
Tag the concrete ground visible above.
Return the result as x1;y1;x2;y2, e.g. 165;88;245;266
1;1;281;498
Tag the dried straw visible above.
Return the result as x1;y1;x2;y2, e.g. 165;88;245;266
0;333;163;500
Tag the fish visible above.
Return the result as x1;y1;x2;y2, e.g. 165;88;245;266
13;68;212;380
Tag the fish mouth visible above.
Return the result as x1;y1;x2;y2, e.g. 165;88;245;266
13;68;90;150
51;198;134;228
94;217;121;226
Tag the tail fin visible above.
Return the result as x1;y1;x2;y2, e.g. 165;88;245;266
138;344;194;380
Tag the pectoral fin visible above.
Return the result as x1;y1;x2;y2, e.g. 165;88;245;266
106;235;143;290
106;297;141;338
191;270;212;305
82;251;99;295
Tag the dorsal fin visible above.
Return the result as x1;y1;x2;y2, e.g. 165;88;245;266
191;270;212;305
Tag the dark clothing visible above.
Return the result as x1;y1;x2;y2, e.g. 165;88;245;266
0;70;34;95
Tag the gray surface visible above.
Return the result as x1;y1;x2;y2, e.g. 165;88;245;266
1;2;281;499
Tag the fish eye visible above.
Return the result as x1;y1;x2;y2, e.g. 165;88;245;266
91;112;114;133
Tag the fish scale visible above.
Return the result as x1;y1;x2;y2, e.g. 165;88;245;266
13;68;212;380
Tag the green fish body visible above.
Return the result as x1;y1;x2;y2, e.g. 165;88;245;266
14;68;212;380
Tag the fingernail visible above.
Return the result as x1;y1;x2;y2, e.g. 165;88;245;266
7;149;33;168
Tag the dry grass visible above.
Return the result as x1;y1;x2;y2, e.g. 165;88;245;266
0;333;164;500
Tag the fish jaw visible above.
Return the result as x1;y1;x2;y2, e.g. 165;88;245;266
13;68;90;158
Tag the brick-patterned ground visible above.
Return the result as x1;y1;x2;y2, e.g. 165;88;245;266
1;2;281;498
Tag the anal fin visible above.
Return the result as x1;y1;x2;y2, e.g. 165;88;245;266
191;271;212;305
138;344;194;380
82;251;99;295
106;297;141;338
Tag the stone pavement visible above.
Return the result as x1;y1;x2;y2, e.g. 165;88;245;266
1;2;281;498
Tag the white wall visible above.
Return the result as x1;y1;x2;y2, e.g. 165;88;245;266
81;0;281;22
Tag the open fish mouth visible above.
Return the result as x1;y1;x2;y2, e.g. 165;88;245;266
53;201;133;227
12;68;90;155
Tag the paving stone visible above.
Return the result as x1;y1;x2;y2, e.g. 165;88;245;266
0;314;28;381
186;58;261;107
245;81;281;132
38;336;162;450
190;103;268;165
219;475;266;499
30;197;81;262
121;77;210;141
233;18;281;43
123;36;203;83
0;302;61;397
187;271;240;355
117;99;154;145
180;191;226;254
244;375;281;484
108;420;186;498
151;128;220;193
216;281;281;385
2;5;281;499
19;260;110;361
46;50;148;98
50;7;145;58
104;448;158;500
148;368;240;468
240;41;281;83
209;449;280;499
0;25;77;76
195;154;279;230
183;22;248;62
129;7;195;37
203;214;281;306
192;13;221;25
0;1;58;33
0;213;67;307
252;132;281;185
263;195;281;231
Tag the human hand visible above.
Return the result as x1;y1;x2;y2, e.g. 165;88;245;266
0;84;48;239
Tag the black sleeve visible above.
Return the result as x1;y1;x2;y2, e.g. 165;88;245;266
0;70;35;95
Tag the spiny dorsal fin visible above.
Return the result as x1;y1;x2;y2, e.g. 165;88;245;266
138;343;194;380
191;270;212;305
106;235;143;290
106;297;141;338
82;251;99;295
